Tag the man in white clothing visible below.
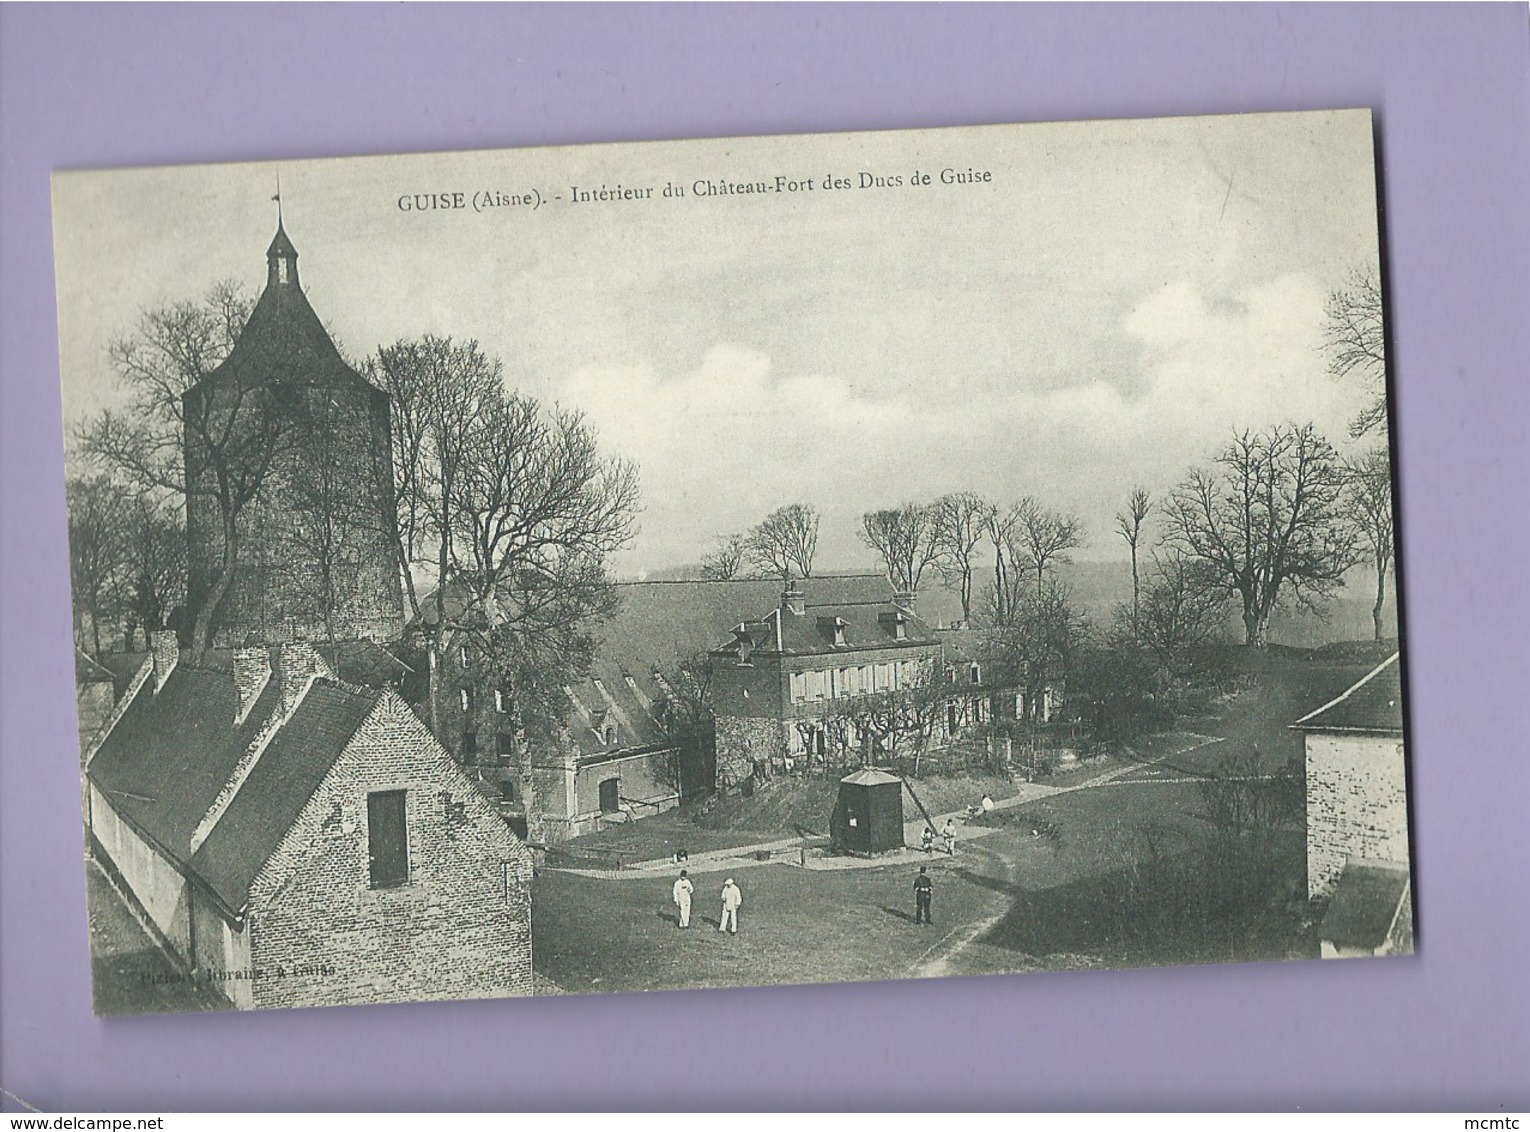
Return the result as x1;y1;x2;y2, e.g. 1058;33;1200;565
718;877;742;934
672;870;694;928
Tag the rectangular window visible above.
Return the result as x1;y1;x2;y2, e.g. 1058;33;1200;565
461;731;478;764
790;672;806;704
367;790;409;889
497;731;515;760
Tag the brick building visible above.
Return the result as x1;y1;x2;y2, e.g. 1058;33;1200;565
185;222;404;647
1292;651;1413;958
710;582;987;789
405;576;942;842
86;633;533;1009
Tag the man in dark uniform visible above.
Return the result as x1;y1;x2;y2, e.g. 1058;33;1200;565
914;865;934;925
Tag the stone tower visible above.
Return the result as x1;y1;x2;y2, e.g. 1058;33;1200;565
184;221;404;647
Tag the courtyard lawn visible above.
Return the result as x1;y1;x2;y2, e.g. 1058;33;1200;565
560;810;787;863
533;655;1365;992
531;842;1020;994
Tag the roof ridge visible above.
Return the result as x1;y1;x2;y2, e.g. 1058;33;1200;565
1292;651;1401;727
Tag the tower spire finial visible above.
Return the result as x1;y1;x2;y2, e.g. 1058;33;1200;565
272;171;283;227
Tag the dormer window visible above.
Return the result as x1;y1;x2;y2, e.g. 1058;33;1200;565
970;663;982;686
818;616;848;647
604;724;618;747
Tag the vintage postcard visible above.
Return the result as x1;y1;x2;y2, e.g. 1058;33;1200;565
52;109;1409;1015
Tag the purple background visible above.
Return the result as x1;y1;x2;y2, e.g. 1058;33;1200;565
3;3;1527;1111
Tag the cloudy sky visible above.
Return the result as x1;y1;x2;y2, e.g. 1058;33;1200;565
53;110;1383;577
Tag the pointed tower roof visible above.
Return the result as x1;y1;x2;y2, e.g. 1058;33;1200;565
196;222;376;395
266;220;298;262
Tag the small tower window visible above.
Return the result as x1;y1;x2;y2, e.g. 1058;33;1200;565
277;257;289;283
459;686;473;713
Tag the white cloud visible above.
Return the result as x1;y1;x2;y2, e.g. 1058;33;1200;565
565;273;1371;576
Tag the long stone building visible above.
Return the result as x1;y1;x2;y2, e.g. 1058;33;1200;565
85;222;533;1010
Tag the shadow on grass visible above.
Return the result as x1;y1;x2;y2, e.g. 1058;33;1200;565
972;835;1306;966
880;905;916;923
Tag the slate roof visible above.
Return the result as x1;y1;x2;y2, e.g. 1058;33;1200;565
318;639;412;686
192;224;375;396
75;648;114;685
89;661;284;865
1319;858;1411;949
192;680;377;912
712;589;942;660
407;576;941;756
88;653;383;920
1292;653;1405;735
563;660;673;761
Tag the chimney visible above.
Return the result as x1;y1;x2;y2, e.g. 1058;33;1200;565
150;630;180;693
893;589;917;614
782;580;806;617
274;640;333;719
233;647;272;723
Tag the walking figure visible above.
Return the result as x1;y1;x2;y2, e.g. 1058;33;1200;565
942;817;958;856
914;866;934;925
718;877;742;935
672;870;694;929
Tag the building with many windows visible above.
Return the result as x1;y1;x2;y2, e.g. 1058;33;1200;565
709;582;989;789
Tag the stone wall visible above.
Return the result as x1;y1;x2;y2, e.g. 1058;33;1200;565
189;381;404;648
245;690;533;1009
1305;733;1410;900
714;715;785;790
89;784;194;960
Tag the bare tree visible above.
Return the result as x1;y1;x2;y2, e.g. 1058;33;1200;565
860;503;941;595
369;336;503;733
931;492;992;625
1323;267;1387;440
986;503;1020;625
75;282;283;659
746;503;819;582
118;494;187;651
1013;497;1084;599
1115;487;1152;637
1163;424;1358;648
700;532;747;581
1344;446;1396;641
984;578;1088;725
653;651;718;796
448;390;640;741
1136;550;1230;677
67;475;128;658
